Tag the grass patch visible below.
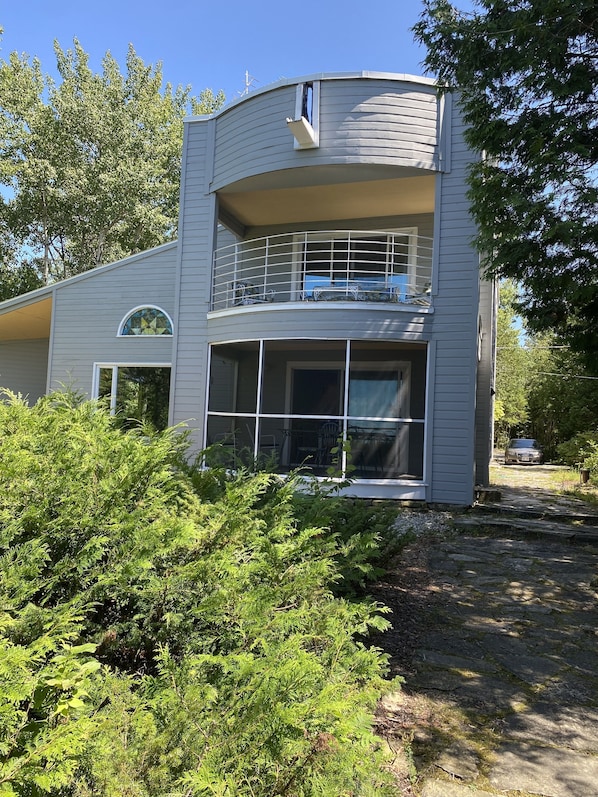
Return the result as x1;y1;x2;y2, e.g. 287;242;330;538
490;463;598;504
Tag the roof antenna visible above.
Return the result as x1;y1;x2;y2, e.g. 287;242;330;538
238;70;258;96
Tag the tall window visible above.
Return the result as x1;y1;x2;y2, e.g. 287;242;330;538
95;365;171;431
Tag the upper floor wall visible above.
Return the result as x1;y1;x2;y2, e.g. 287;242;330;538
181;73;450;234
211;74;443;183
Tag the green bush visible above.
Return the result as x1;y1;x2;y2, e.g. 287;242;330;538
581;441;598;481
0;391;400;795
292;486;404;597
556;431;598;466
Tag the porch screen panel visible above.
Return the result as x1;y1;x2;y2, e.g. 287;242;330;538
347;370;405;478
260;340;345;415
286;345;345;473
205;415;254;468
347;420;402;479
348;371;401;418
347;340;425;480
406;422;425;480
292;369;342;416
208;355;236;413
207;342;259;467
208;342;259;413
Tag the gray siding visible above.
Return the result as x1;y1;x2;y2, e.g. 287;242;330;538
211;86;294;188
207;306;431;345
319;81;437;169
49;246;177;395
0;338;49;402
170;121;215;440
208;77;439;191
427;108;479;505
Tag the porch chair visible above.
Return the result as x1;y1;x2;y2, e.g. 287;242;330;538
316;421;341;468
245;423;279;464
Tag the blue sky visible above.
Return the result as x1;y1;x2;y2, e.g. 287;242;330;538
0;0;472;104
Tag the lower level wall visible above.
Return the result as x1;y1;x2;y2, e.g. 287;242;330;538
0;338;49;404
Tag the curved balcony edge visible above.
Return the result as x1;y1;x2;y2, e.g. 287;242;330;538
211;229;434;312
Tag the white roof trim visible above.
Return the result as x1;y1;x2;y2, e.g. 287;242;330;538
0;240;178;315
186;71;440;123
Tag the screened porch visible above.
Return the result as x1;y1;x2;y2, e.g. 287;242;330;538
205;339;427;481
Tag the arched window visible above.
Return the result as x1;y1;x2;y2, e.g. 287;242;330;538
119;306;173;336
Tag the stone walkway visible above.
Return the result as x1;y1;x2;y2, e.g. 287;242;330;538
471;468;598;543
385;480;598;797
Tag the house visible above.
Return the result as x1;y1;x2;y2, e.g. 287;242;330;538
0;72;495;505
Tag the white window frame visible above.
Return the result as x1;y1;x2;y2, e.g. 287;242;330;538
117;305;174;337
289;81;320;150
92;362;172;414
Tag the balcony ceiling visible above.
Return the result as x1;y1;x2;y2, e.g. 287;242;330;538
0;296;52;340
217;169;436;228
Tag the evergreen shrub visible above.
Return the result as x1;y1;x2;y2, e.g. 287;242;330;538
557;432;598;467
0;391;401;795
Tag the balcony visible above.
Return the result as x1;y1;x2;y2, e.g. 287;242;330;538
211;230;433;312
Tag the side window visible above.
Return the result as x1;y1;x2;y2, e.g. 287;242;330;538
286;81;320;149
96;365;171;431
119;306;173;336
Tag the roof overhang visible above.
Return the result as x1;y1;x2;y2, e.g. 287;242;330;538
217;167;436;229
0;295;52;341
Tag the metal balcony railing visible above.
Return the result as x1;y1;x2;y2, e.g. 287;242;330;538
211;230;433;311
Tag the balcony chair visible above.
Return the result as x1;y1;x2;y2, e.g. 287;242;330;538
232;280;275;306
406;282;432;305
245;423;279;464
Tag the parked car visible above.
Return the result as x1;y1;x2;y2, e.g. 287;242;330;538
504;438;543;465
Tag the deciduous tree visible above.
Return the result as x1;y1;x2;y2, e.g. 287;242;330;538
0;39;224;288
494;280;530;445
414;0;598;368
527;345;598;458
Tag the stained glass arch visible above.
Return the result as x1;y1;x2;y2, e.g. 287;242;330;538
119;306;173;336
